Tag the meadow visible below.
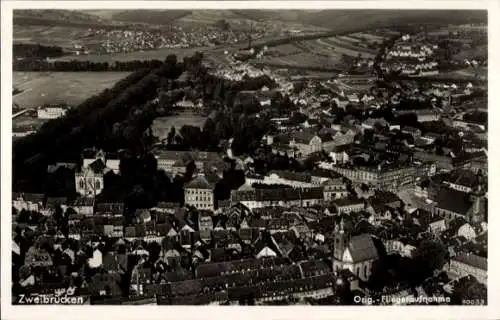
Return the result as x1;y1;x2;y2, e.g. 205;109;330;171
13;72;130;108
252;32;381;72
55;45;226;63
321;37;377;58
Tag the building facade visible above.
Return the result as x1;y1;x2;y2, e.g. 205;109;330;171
184;174;219;211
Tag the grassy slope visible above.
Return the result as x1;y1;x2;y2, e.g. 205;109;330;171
302;10;487;31
110;10;193;25
16;9;487;30
14;9;107;24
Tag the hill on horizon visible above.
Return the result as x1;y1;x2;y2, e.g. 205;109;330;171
15;9;487;31
302;9;487;30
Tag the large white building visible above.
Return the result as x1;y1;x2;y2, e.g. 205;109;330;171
37;106;67;119
230;184;324;210
184;173;220;211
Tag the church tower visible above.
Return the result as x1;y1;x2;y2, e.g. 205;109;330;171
333;217;350;271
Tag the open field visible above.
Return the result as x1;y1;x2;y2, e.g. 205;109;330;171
55;45;232;63
12;113;48;130
453;44;487;61
314;39;372;59
251;32;382;72
321;37;377;57
14;26;97;49
436;68;487;82
350;32;386;43
152;112;207;140
13;72;130;108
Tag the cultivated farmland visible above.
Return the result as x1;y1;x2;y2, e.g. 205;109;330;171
13;72;130;108
320;37;377;58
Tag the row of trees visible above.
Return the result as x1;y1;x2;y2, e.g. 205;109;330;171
13;54;184;192
13;43;66;59
368;239;448;292
13;59;166;72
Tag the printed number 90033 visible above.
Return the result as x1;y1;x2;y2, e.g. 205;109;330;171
462;299;485;305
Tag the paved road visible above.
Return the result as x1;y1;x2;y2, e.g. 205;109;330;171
12;109;30;119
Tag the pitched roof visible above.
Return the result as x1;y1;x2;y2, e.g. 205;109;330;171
46;197;67;208
298;260;331;275
311;168;342;179
155;151;221;163
291;131;317;144
444;169;480;189
434;188;472;216
73;197;95;207
347;234;379;263
334;198;365;207
402;126;421;133
318;132;334;142
95;202;124;215
185;174;220;190
21;193;45;203
88;159;107;173
269;170;312;183
453;252;487;271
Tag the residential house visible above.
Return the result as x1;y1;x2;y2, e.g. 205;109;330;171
230;185;324;210
302;118;320;129
328;144;352;165
414;151;453;171
457;222;478;241
95;202;124;216
155;151;224;174
362;118;388;131
432;187;486;223
323;179;349;201
443;169;482;193
401;126;422;139
447;252;487;284
71;197;95;216
416;109;441;122
13;193;45;212
311;168;343;185
89;273;122;298
333;198;365;214
428;217;447;235
290;131;323;158
368;191;402;213
384;239;416;258
245;171;315;189
37;106;67;119
24;247;53;267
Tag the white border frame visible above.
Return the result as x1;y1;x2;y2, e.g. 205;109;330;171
2;1;499;319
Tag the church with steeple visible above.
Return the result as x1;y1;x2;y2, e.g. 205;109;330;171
75;149;120;196
332;218;379;281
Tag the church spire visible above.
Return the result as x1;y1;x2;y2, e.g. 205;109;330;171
339;216;345;233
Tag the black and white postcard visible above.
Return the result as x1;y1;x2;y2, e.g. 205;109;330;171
1;1;498;319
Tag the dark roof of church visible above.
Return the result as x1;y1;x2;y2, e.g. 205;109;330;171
88;159;106;173
348;234;379;263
